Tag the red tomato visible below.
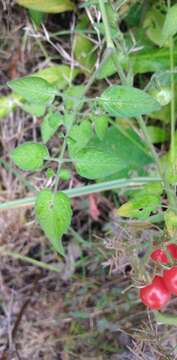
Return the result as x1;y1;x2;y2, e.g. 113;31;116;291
163;266;177;295
168;244;177;260
150;248;168;264
140;276;170;310
150;243;177;264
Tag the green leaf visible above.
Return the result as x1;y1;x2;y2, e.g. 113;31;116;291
46;168;55;178
117;194;160;220
73;16;96;72
147;72;177;122
73;34;96;72
11;143;48;171
35;189;72;255
147;126;169;144
125;2;143;28
73;148;123;180
21;102;46;116
161;4;177;45
63;112;75;130
59;169;71;181
68;120;93;153
94;115;108;140
147;71;176;98
34;65;79;89
99;86;161;118
8;76;57;105
154;311;177;326
131;46;177;74
17;0;75;13
5;66;79;116
97;168;131;182
41;112;63;143
97;45;177;78
149;87;172;107
164;210;177;237
29;9;45;27
96;54;125;79
117;183;162;220
143;8;165;46
64;85;84;110
68;127;152;180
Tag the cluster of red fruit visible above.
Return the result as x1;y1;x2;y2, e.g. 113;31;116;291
140;243;177;310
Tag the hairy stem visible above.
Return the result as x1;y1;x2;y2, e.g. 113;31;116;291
98;0;114;49
0;247;62;273
98;0;127;84
0;177;160;211
168;0;176;174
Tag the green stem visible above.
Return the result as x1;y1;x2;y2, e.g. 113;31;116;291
0;177;160;211
98;0;114;49
82;47;113;95
137;116;161;173
98;0;127;85
54;131;71;191
169;25;176;173
111;50;128;85
167;0;176;211
0;247;62;273
35;36;49;61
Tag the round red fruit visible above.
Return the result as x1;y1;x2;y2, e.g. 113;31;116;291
163;266;177;295
140;276;170;310
167;244;177;260
150;248;168;264
150;243;177;264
